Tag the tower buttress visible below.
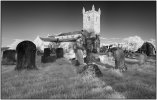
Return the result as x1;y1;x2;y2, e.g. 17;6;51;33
98;8;101;15
82;7;85;14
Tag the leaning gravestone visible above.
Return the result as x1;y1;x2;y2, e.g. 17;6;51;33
2;50;16;65
15;40;37;70
79;64;102;78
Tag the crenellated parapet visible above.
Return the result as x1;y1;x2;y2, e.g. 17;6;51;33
82;5;101;15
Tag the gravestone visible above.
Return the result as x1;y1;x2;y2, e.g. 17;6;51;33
56;48;64;58
15;41;37;70
44;48;51;56
41;48;56;63
2;50;16;65
138;53;147;65
109;47;127;72
137;42;156;56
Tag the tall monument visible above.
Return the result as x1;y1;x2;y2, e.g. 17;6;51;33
82;5;101;35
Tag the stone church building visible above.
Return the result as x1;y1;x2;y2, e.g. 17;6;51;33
40;5;101;53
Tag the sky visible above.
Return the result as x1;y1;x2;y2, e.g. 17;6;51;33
1;1;156;47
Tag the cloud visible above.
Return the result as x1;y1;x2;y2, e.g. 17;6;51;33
100;37;107;40
7;39;23;49
148;38;155;42
110;38;120;39
100;37;120;40
123;36;144;43
100;35;155;51
122;35;144;51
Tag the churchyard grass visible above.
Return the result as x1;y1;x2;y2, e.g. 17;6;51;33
1;55;156;99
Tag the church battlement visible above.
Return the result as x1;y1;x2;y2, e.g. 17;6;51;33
82;5;101;15
82;5;101;35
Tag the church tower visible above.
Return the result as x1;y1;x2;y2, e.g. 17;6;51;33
82;5;101;35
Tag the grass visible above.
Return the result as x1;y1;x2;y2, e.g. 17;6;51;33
99;57;156;99
1;55;156;99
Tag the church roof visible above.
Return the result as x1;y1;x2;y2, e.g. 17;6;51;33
57;31;82;36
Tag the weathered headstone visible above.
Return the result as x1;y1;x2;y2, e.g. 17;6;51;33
110;48;127;71
79;64;102;77
44;48;51;56
15;41;37;70
137;42;156;56
138;53;147;65
41;48;56;63
75;49;85;65
56;48;64;58
73;37;86;65
1;50;16;65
